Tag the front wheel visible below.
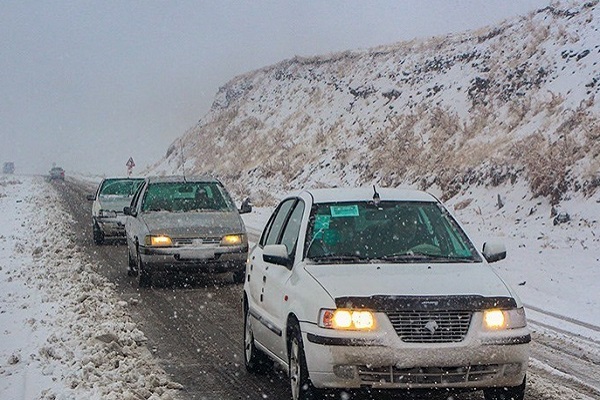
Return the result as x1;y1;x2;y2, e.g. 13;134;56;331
232;269;246;284
137;249;152;288
483;376;526;400
127;247;137;276
289;325;319;400
92;223;104;245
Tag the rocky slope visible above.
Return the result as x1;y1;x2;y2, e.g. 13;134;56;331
150;0;600;206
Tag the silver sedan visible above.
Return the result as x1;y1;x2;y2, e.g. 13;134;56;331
124;176;251;287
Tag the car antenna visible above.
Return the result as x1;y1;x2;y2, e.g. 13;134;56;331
372;184;380;205
180;139;187;182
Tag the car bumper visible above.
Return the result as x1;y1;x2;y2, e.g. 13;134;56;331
96;218;126;237
139;245;247;272
300;316;530;390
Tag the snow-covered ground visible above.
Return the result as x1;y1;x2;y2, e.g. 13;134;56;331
1;175;599;398
0;175;181;400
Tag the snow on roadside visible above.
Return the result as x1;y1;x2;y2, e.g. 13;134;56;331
0;176;182;400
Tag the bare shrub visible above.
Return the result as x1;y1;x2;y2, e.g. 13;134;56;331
512;132;575;204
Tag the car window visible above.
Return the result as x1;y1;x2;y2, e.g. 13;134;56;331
140;181;236;213
304;201;481;263
279;200;305;260
261;199;295;246
130;181;146;210
99;179;144;196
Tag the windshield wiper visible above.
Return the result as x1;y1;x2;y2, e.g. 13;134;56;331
379;252;475;263
308;254;370;263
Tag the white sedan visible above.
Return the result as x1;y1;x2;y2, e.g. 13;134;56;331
242;187;529;400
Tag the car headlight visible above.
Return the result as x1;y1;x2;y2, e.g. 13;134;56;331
318;309;376;331
483;308;527;330
220;234;246;246
144;235;173;247
99;209;118;218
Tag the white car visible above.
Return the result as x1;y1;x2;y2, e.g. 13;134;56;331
87;177;144;244
243;187;530;400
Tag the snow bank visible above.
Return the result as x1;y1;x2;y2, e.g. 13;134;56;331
0;176;182;400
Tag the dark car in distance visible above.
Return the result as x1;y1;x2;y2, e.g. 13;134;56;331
49;167;65;180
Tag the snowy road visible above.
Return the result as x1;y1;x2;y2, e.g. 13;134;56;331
54;178;600;400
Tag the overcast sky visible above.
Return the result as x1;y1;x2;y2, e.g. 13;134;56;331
1;0;551;176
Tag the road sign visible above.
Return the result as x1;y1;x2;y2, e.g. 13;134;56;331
126;157;135;176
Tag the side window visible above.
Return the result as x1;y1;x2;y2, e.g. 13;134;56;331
262;199;295;247
130;182;146;211
279;201;305;260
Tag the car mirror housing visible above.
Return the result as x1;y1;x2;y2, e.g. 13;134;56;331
263;244;290;267
86;194;95;201
239;197;252;214
123;206;137;217
482;241;506;263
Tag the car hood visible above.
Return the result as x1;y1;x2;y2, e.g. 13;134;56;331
98;196;132;212
140;211;243;237
304;262;513;301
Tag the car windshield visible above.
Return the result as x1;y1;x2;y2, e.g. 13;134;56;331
99;179;144;196
305;201;481;263
141;181;236;213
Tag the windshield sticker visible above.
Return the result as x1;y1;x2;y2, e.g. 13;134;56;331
330;205;359;217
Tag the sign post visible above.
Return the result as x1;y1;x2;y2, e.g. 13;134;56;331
126;157;135;176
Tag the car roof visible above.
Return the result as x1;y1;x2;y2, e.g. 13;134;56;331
145;175;219;184
300;187;438;203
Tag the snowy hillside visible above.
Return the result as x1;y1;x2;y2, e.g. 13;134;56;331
149;1;599;206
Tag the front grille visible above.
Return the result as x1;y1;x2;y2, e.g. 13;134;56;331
357;364;501;385
387;311;472;343
173;237;220;246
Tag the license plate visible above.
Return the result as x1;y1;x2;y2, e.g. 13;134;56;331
178;249;215;260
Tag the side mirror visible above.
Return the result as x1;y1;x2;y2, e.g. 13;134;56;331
482;241;506;263
86;194;95;201
263;244;291;268
123;206;137;217
239;197;252;214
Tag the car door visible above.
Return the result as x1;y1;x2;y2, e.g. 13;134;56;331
261;199;305;359
248;198;296;357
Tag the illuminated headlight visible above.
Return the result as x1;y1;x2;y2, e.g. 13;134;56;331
483;308;527;330
144;235;173;247
318;309;376;331
220;234;246;246
99;209;118;218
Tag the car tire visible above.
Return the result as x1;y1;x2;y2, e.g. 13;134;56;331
289;324;320;400
137;249;152;288
483;377;526;400
243;301;272;374
127;248;138;276
93;223;104;245
232;269;246;284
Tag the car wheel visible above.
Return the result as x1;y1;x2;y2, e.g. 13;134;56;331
483;377;526;400
137;249;152;288
243;302;271;374
93;223;104;245
289;324;319;400
127;248;138;276
232;269;246;284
